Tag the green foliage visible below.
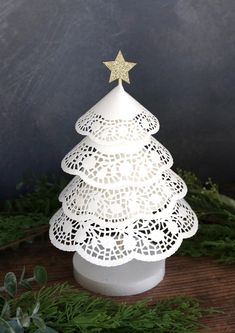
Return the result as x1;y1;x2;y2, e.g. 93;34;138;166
178;224;235;264
0;318;16;333
0;267;56;333
0;266;220;333
3;175;68;216
0;215;48;248
177;169;235;263
33;267;47;285
177;169;235;223
12;283;217;333
4;273;17;298
34;328;57;333
1;301;11;320
0;175;67;249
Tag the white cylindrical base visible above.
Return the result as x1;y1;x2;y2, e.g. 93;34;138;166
73;253;165;296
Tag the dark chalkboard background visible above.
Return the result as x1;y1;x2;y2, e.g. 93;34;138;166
0;0;235;199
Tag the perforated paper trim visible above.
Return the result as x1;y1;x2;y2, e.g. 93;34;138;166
49;199;198;266
75;109;159;145
61;136;173;188
59;170;187;226
50;83;198;266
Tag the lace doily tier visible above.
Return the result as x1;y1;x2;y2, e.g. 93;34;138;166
59;170;187;226
61;136;173;188
75;109;159;145
49;199;198;266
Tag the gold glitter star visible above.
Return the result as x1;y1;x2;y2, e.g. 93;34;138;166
103;50;137;84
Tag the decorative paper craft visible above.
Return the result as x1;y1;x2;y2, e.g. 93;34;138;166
50;51;198;295
50;51;198;270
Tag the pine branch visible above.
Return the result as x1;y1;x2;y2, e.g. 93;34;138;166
2;175;68;216
0;265;220;333
0;215;48;249
11;283;218;333
177;169;235;263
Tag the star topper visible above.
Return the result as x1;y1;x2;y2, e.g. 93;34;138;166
103;50;137;84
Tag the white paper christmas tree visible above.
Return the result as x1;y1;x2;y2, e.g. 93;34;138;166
49;51;198;270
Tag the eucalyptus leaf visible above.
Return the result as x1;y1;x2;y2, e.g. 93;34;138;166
19;267;25;283
34;266;47;284
32;315;46;332
32;301;40;316
19;279;32;291
1;301;11;320
7;319;23;333
16;307;23;319
16;307;30;328
20;313;30;328
4;273;17;298
0;317;15;333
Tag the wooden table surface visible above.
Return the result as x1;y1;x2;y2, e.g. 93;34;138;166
0;239;234;333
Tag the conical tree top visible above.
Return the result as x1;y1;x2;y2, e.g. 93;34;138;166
75;83;160;144
83;84;150;120
76;52;159;144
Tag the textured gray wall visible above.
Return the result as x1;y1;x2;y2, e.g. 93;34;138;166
0;0;235;199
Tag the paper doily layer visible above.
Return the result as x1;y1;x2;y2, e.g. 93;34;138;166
61;137;173;188
75;109;159;145
49;199;198;266
59;170;187;226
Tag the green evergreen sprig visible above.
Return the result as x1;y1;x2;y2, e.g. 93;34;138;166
177;169;235;223
0;175;67;249
2;175;68;216
177;169;235;263
0;267;219;333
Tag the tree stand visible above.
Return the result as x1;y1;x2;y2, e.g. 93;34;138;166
73;252;165;296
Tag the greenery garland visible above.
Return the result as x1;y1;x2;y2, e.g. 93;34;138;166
0;266;219;333
0;170;235;263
